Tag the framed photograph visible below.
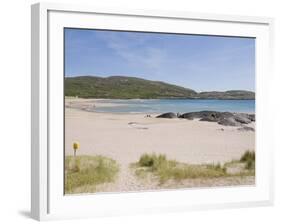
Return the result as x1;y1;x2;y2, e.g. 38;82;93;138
31;2;274;221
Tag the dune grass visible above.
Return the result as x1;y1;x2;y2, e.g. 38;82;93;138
133;151;255;184
65;155;119;194
240;150;255;170
134;153;227;183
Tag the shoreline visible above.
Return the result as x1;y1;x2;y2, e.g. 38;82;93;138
65;98;255;115
65;96;255;100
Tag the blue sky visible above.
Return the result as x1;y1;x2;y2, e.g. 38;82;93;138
65;28;255;92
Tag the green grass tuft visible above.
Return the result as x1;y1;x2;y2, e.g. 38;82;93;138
240;150;255;162
65;155;119;194
135;154;227;183
138;153;167;169
240;150;255;170
134;151;255;184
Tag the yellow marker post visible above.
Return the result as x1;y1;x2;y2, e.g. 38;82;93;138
73;141;80;157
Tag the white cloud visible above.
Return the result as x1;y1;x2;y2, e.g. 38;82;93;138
97;32;167;71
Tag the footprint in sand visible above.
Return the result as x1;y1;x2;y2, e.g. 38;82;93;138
128;122;148;130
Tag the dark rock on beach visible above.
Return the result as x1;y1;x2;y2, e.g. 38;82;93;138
237;126;255;132
157;110;255;127
234;114;252;124
218;117;240;126
179;111;232;121
248;114;255;122
156;112;177;119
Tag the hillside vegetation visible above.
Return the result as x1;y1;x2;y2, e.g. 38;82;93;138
197;90;255;100
65;76;255;99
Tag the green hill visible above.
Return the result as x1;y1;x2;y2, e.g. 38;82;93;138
197;90;255;100
65;76;197;99
65;76;255;99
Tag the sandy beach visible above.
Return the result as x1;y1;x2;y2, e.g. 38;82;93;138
65;99;255;192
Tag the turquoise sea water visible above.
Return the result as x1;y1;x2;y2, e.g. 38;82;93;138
94;99;255;114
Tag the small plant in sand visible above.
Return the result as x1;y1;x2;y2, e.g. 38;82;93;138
240;150;255;170
139;153;167;168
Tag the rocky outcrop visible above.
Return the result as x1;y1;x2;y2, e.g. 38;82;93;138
248;114;255;122
179;111;232;122
218;117;240;126
234;113;253;124
156;112;177;119
237;126;255;132
157;110;255;127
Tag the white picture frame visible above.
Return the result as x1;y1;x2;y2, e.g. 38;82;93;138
31;2;274;221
